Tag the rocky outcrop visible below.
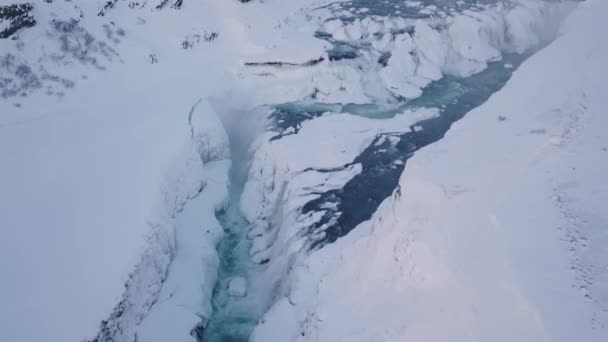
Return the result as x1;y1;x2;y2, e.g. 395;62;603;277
0;3;36;39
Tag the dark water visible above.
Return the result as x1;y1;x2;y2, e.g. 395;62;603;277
297;53;527;248
320;0;502;20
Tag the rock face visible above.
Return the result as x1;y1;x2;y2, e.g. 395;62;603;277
98;0;187;16
0;3;36;39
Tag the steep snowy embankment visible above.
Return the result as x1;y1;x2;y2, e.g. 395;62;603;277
0;0;332;341
251;1;608;341
0;68;231;342
0;1;240;342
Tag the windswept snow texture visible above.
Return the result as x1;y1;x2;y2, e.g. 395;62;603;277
250;0;608;341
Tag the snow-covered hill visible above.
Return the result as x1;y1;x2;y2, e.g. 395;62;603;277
0;0;605;342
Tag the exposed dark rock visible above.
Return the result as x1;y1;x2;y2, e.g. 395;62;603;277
98;0;185;15
99;1;118;16
148;53;158;64
156;0;171;10
182;30;218;49
377;51;391;66
50;19;119;70
0;3;36;39
0;54;41;98
156;0;186;10
172;0;184;9
244;56;325;67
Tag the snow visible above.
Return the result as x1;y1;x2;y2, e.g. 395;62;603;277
0;0;603;341
228;277;248;297
136;159;230;342
0;1;240;341
250;0;608;340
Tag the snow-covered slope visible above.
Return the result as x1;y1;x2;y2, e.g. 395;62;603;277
251;1;608;340
0;2;239;342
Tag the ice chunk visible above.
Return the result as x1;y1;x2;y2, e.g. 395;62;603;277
332;27;348;41
345;20;363;41
322;19;343;34
448;14;502;63
228;277;248;297
361;17;382;35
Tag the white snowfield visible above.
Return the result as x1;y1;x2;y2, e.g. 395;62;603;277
251;1;608;341
0;0;606;342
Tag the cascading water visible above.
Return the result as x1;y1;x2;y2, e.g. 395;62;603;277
201;173;262;342
200;104;274;341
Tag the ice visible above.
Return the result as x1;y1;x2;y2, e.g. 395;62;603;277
322;19;343;35
228;277;248;297
448;14;502;64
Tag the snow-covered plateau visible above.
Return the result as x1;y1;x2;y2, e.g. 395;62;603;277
0;0;606;342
